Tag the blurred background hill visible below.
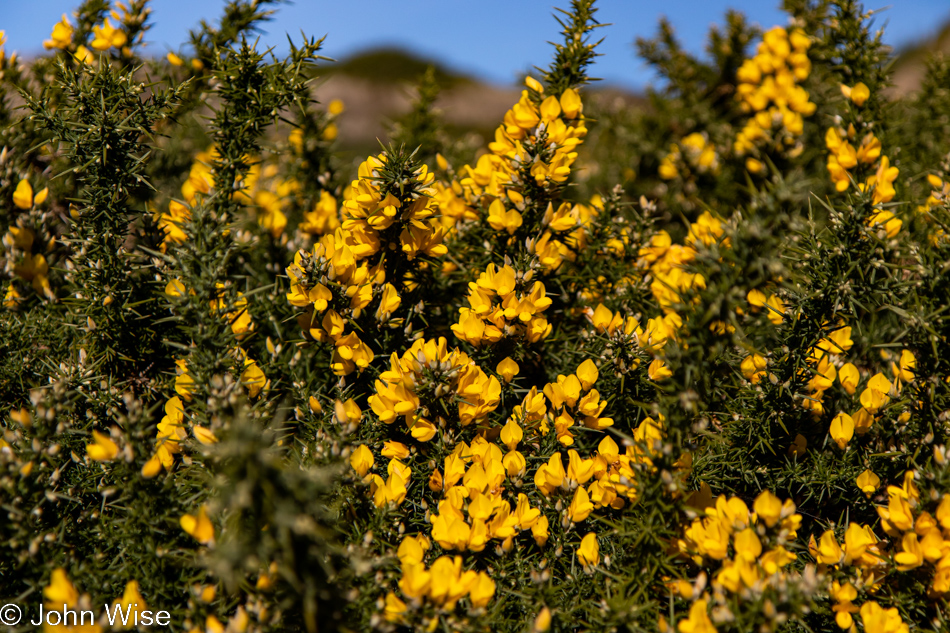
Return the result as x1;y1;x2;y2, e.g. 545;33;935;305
891;20;950;95
313;47;645;155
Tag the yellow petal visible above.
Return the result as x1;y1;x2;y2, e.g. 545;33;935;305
13;179;33;209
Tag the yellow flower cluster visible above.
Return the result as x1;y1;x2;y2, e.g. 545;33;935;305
3;180;53;304
90;15;128;52
348;424;415;509
918;173;949;216
427;436;547;551
41;571;157;633
286;152;446;375
298;190;340;237
159;147;300;246
432;78;589;273
44;15;74;50
368;337;501;442
435;78;585;227
917;173;950;243
670;492;802;633
822;341;915;450
285;237;377;375
43;9;130;64
589;303;647;371
680;491;800;577
154;150;215;251
351;354;647;609
826;121;901;224
237;162;299;239
638;211;725;315
534;359;611;445
571;210;730;395
533;197;607;272
452;262;553;347
341;155;446;261
385;536;495;625
734;27;815;172
141;396;187;477
818;469;950;599
795;324;854;417
659;133;720;181
745;287;786;326
165;277;268;397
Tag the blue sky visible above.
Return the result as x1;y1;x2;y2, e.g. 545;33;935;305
3;1;949;90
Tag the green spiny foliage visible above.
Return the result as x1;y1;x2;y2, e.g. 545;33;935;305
2;1;950;633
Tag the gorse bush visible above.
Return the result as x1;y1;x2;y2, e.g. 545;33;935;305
2;0;950;631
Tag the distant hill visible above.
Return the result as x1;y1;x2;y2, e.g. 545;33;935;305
891;20;950;95
312;47;643;155
320;47;473;89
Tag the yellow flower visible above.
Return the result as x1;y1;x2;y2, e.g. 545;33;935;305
830;412;854;449
331;332;374;376
894;349;916;383
533;606;552;632
856;469;880;497
734;528;762;562
112;581;148;629
678;599;715;633
333;398;362;428
241;357;267;398
560;88;582;119
167;52;183;66
174;359;195;400
812;529;842;565
741;353;767;383
349;445;374;477
487;198;523;235
859;372;892;412
843;522;878;564
765;294;785;324
858;601;909;633
13;179;33;209
86;430;119;461
383;592;407;623
568;486;594;523
848;82;870;107
381;440;409;460
500;417;523;451
496;356;519;382
75;45;94;64
577;532;599;567
866;155;899;205
894;532;923;571
44;15;74;50
752;490;783;527
44;568;79;607
746;288;767;308
91;18;128;52
576;359;599;390
180;505;214;544
648;358;672;381
469;572;495;608
375;283;401;321
830;581;858;629
838;362;859;394
193;426;218;445
532;515;549;547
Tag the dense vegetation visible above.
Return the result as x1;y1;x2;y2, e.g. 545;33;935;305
3;1;950;632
